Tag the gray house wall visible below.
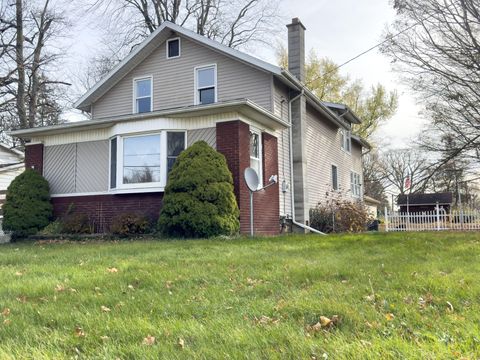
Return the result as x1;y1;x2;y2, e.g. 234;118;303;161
305;104;363;211
93;35;273;119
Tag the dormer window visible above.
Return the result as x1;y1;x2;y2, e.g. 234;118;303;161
134;77;152;113
195;64;216;105
167;38;180;58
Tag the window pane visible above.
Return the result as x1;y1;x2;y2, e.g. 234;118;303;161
123;135;161;184
199;88;215;104
167;132;185;156
167;157;177;174
136;79;151;98
168;39;179;57
250;132;259;158
197;67;214;88
137;97;151;113
110;138;117;189
332;165;338;190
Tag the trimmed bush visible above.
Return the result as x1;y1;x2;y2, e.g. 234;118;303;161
158;141;239;237
110;213;151;237
3;169;53;238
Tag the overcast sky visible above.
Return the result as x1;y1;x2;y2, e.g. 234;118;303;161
65;0;426;149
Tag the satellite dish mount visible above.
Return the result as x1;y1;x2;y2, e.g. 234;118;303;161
243;168;278;237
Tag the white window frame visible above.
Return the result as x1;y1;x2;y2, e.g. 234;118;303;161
340;129;351;153
133;76;153;114
109;130;187;192
331;163;339;191
166;37;181;59
350;171;361;197
249;127;263;189
194;64;217;105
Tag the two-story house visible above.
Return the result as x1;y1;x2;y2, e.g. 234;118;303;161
11;18;367;235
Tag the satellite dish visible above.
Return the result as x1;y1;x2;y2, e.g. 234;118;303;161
244;167;259;192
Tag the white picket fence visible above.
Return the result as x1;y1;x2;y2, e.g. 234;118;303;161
385;205;480;232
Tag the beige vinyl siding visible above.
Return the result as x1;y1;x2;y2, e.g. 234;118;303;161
305;104;363;210
93;36;272;119
76;141;109;192
187;127;216;148
44;141;109;195
44;144;76;194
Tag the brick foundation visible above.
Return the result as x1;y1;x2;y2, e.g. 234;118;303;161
25;143;44;175
216;120;280;235
51;193;163;233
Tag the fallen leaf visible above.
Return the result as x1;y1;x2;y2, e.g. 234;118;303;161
1;308;10;317
15;271;23;276
360;340;372;347
165;281;173;289
341;280;348;284
143;335;155;345
385;313;395;321
254;315;280;326
74;326;85;337
69;288;77;293
177;337;185;349
107;267;118;273
101;305;111;312
446;301;454;312
128;284;135;290
55;284;66;292
16;296;27;303
100;336;109;341
320;316;332;327
3;319;11;325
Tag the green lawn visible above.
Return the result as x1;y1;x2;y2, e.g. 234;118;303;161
0;232;479;359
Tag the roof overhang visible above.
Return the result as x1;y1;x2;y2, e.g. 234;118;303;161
320;101;362;124
363;195;381;205
351;134;371;150
9;99;288;139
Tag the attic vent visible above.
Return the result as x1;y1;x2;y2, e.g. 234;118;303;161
167;38;180;58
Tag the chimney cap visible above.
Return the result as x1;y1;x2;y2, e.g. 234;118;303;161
286;17;306;30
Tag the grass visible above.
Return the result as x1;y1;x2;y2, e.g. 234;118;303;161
0;232;479;359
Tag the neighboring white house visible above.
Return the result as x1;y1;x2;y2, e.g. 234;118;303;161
0;143;24;208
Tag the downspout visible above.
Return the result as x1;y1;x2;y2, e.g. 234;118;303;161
288;90;326;235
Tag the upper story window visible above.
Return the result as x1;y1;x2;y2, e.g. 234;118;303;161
331;164;338;190
134;77;152;113
351;171;361;197
109;130;186;191
167;38;180;59
340;129;351;152
195;65;216;105
250;128;263;188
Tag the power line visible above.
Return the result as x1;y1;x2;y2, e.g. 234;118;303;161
307;12;435;82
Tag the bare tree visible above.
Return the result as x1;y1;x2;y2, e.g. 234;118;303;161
80;0;281;88
0;0;70;145
382;0;480;166
378;149;431;195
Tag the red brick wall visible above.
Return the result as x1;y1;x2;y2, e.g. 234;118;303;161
216;120;280;235
25;143;44;175
51;193;163;233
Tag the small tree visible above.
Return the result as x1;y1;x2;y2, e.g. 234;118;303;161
158;141;239;237
3;169;52;238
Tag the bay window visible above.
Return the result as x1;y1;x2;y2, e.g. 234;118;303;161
109;131;186;191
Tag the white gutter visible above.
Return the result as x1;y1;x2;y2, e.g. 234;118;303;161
288;90;326;235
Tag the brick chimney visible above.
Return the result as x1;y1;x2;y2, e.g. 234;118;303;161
286;17;306;83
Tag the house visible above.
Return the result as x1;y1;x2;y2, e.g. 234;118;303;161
0;143;24;211
397;192;453;213
10;18;367;235
364;195;381;218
